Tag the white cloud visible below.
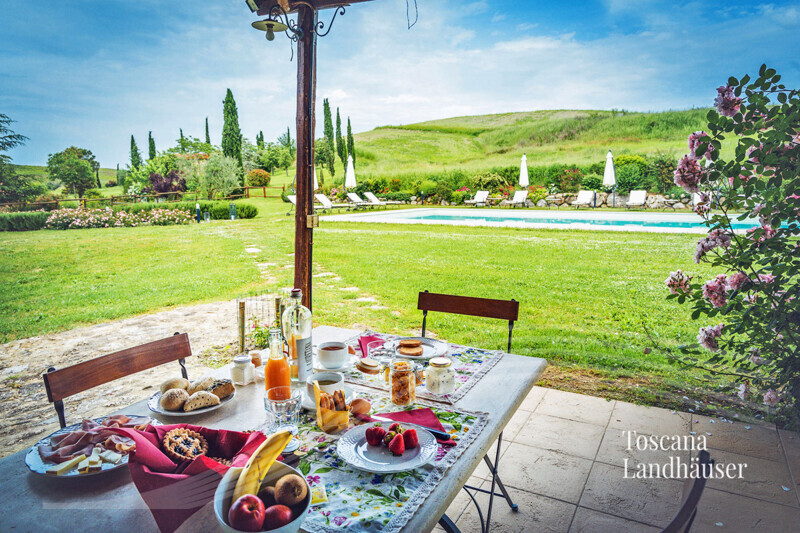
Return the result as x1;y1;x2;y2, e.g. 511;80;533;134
491;13;507;23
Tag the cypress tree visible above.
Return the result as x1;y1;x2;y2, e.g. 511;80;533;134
130;135;142;169
148;131;156;160
222;89;243;167
205;117;211;145
322;99;335;176
96;168;101;189
347;118;355;167
286;127;295;158
335;108;345;166
257;131;264;150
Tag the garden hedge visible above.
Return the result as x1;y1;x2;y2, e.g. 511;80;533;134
115;201;258;219
0;212;50;231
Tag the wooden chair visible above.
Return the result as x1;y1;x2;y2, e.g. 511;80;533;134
42;333;191;428
418;291;520;533
661;450;713;533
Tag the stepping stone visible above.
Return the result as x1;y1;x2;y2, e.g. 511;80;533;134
370;305;388;310
340;287;359;292
355;296;378;302
313;272;337;278
245;247;261;254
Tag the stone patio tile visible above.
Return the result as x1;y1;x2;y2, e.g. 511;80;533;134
519;386;548;412
595;427;690;469
534;388;615;427
579;461;683;528
778;429;800;506
491;442;594;504
515;413;605;460
568;507;660;533
456;480;576;533
470;409;530;480
704;448;797;507
691;414;783;462
608;401;690;436
692;487;800;532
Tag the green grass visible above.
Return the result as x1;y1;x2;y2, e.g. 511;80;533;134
12;164;117;185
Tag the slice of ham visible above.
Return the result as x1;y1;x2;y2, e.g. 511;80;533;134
39;416;149;463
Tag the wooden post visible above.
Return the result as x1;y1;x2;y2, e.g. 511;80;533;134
238;300;246;354
294;5;316;310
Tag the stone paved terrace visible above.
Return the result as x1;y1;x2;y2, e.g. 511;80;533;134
436;387;800;533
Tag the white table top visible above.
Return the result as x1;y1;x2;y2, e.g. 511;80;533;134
0;326;547;532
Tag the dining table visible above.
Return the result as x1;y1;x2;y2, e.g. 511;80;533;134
0;325;547;532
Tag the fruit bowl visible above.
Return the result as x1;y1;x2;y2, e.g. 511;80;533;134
214;462;311;533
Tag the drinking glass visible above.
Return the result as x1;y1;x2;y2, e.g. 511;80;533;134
265;386;302;452
367;340;393;364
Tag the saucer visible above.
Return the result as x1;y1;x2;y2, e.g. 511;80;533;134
313;351;355;372
301;384;354;411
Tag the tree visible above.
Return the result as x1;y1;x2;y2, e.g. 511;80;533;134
148;131;156;160
0;159;45;203
130;135;142;169
278;127;295;158
200;154;240;199
169;135;210;155
315;139;334;178
256;131;265;150
347;117;355;167
48;148;95;197
257;143;291;174
0;113;28;164
322;99;335;175
205;117;211;145
222;88;243;168
335;108;345;166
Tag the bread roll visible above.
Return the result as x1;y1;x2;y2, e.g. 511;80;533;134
160;377;190;394
184;391;221;412
399;346;424;356
188;377;214;395
206;379;235;400
160;388;190;411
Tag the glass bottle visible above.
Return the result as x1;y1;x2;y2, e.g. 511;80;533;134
281;288;313;384
265;328;290;393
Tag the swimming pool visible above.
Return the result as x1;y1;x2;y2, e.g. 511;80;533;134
323;208;759;234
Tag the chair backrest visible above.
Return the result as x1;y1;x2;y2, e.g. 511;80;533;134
42;333;192;428
661;450;713;533
417;291;519;352
576;190;595;204
364;192;382;204
512;190;528;203
692;192;703;206
474;191;490;202
347;192;364;204
315;194;333;208
288;194;297;205
629;190;647;204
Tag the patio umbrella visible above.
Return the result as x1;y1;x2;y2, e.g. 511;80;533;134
519;154;529;188
603;150;617;207
344;154;357;189
313;166;319;191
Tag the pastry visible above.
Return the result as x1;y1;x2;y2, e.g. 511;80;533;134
160;388;190;411
355;358;380;375
205;379;235;400
162;428;208;463
209;456;232;466
184;391;221;411
159;377;190;394
333;389;346;411
188;377;214;395
398;339;422;348
398;345;424;357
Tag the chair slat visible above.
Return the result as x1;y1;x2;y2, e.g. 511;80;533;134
42;333;192;403
418;292;519;321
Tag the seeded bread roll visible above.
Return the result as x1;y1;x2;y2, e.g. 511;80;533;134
184;391;221;412
160;388;190;411
206;379;235;400
160;377;190;395
188;377;214;395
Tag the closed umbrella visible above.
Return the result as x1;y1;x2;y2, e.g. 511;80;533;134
344;154;357;189
519;153;529;188
603;150;617;207
313;166;319;191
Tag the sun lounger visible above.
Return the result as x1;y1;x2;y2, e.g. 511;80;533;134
626;190;647;209
347;192;370;209
315;194;348;212
464;190;490;207
571;190;596;208
286;194;296;216
501;190;529;208
363;192;389;209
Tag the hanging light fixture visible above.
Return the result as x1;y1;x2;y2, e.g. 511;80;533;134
252;19;289;41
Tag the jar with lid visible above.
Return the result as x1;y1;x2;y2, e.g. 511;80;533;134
390;360;416;406
231;354;256;385
424;357;455;395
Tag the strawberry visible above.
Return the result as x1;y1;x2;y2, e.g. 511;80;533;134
387;433;405;456
383;431;397;447
388;422;402;434
402;428;419;449
365;425;386;447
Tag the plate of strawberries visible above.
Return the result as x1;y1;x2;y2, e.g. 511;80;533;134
336;421;438;473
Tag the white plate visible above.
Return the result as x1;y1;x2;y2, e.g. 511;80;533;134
301;384;354;411
25;415;160;477
147;389;236;417
336;422;437;473
384;337;448;360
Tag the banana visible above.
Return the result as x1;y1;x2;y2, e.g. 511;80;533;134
232;430;293;502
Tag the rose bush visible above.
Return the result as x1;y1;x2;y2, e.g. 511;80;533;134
45;207;193;230
664;65;799;426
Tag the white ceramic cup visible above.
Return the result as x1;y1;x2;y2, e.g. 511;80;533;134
306;371;344;398
316;341;349;369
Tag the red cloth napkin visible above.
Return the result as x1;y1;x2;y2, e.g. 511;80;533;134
358;335;384;358
112;424;266;533
360;408;456;446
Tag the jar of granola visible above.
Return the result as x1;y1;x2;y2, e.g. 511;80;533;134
390;360;415;406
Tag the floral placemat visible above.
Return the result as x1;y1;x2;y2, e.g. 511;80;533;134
341;331;506;404
255;386;488;533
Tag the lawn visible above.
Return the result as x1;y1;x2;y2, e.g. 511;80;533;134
1;196;726;410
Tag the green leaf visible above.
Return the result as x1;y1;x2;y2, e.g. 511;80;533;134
314;466;335;474
298;461;311;476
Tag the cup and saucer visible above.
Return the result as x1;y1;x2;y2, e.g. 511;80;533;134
301;371;355;411
313;341;353;372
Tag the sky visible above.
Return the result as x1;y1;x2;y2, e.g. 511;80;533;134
1;0;799;167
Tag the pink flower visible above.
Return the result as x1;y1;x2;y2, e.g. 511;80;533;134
665;270;693;294
727;272;749;291
693;191;711;215
687;131;715;160
757;273;775;285
697;324;724;352
737;382;749;400
694;229;731;263
674;155;704;193
702;274;729;308
714;84;742;117
763;389;780;407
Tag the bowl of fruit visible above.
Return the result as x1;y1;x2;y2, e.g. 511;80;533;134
214;432;311;533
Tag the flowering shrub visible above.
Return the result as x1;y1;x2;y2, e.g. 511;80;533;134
246;169;271;187
45;207;193;230
663;66;800;425
527;185;548;204
498;184;515;198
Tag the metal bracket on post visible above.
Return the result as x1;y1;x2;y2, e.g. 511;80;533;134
306;214;319;228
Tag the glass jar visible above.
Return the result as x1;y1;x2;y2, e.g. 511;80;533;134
390;360;416;406
231;354;256;385
424;357;455;395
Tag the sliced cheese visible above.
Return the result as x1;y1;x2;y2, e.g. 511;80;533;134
99;450;122;464
46;454;86;476
77;458;91;474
